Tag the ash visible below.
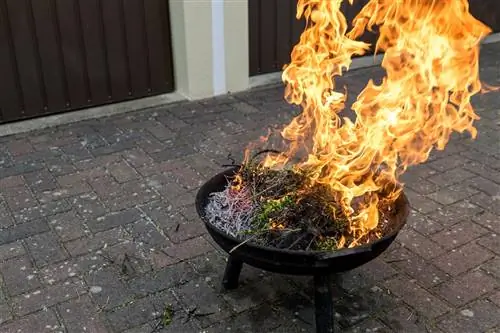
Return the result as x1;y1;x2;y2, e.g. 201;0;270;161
204;185;254;239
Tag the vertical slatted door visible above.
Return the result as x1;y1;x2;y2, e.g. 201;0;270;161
0;0;174;124
341;0;378;49
248;0;377;77
249;0;305;76
469;0;500;32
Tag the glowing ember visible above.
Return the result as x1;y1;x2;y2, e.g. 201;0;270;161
208;0;492;250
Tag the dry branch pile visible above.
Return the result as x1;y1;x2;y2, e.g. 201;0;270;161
204;156;396;251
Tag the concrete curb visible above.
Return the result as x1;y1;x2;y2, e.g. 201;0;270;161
0;93;185;137
249;54;384;89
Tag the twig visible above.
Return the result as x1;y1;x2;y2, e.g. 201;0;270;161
193;312;215;318
97;296;110;313
286;232;309;250
385;259;407;264
229;234;259;254
98;253;115;264
120;253;134;276
221;164;242;168
282;228;302;233
253;182;283;198
226;153;237;165
250;149;283;163
305;236;317;251
183;306;199;324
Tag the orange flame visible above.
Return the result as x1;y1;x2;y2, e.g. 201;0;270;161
270;221;286;231
231;174;244;191
260;0;491;247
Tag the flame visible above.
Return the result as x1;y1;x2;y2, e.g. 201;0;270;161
231;174;244;191
269;220;286;231
259;0;491;248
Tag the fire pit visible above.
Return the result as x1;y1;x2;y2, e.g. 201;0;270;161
196;167;409;333
194;0;489;330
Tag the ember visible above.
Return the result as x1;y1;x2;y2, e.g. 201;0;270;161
206;0;492;251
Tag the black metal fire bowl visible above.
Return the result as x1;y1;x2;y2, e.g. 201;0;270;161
196;167;409;275
195;167;409;333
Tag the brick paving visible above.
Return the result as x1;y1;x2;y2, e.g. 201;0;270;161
0;42;499;333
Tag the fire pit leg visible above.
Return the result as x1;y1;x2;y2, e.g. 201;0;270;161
314;274;334;333
222;256;243;290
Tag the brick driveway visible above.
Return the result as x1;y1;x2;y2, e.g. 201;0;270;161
0;43;499;333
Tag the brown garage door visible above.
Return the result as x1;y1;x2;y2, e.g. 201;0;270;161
249;0;500;77
248;0;377;76
0;0;174;124
469;0;500;33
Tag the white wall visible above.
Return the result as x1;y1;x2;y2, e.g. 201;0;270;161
169;0;249;99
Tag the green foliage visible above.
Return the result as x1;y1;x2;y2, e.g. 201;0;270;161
162;304;173;327
315;237;339;251
254;195;294;229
